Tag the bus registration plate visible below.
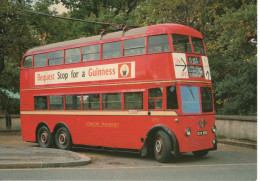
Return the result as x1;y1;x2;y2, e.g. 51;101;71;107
197;131;207;136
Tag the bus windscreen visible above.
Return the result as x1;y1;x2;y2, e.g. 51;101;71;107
180;86;201;114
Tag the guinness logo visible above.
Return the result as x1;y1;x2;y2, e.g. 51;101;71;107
118;63;131;78
198;118;207;129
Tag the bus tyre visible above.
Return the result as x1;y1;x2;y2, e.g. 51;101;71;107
192;150;209;157
37;126;53;148
55;127;72;150
153;130;172;163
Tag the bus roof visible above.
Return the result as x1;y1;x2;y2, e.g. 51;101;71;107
26;24;203;54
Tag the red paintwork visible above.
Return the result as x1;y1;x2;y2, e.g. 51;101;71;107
20;24;215;153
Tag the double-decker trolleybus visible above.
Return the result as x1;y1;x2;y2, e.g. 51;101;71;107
20;24;217;163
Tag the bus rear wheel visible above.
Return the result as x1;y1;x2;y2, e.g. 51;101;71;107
153;130;172;163
37;126;53;148
54;127;72;150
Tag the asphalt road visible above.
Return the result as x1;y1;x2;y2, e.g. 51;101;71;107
0;132;257;180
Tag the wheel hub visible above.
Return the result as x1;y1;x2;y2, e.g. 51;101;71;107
59;133;66;145
155;138;163;154
41;132;48;144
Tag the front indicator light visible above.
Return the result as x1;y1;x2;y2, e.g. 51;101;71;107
186;128;191;136
212;125;217;133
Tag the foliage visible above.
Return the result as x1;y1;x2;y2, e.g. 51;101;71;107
0;0;257;115
207;2;257;115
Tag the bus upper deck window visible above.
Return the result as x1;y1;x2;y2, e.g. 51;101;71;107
103;41;122;59
34;53;47;68
65;48;81;64
82;44;100;61
23;56;32;68
192;37;206;55
148;35;170;53
172;34;192;53
49;51;63;66
124;37;146;56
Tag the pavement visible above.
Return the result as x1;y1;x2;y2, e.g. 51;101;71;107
217;137;257;149
0;136;256;169
0;146;91;169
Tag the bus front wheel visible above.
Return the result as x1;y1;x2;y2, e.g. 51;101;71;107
153;130;172;163
37;126;53;148
54;127;72;150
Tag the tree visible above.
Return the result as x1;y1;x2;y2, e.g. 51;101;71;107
207;2;257;115
0;0;40;113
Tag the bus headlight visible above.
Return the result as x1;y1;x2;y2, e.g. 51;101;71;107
186;128;191;136
212;125;217;133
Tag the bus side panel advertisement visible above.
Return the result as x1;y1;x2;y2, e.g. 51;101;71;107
35;62;135;85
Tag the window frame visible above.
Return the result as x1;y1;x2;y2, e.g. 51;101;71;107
148;34;171;54
180;86;201;114
65;47;81;64
102;92;122;110
123;37;146;57
200;86;214;113
49;95;64;110
166;85;178;110
148;87;164;110
65;94;82;110
185;54;205;78
34;96;48;110
83;93;101;110
34;53;48;68
191;37;206;55
48;50;64;66
102;41;122;59
82;44;100;62
124;92;143;110
172;34;193;53
23;55;33;69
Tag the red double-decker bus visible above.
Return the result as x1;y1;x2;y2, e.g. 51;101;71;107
20;23;216;162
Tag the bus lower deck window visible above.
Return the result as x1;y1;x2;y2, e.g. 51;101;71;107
83;94;100;110
34;96;47;110
102;93;122;110
166;86;178;109
66;95;81;110
148;87;163;109
201;87;213;112
124;92;143;109
49;96;64;110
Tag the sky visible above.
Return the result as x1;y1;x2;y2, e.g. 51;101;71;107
49;2;69;14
